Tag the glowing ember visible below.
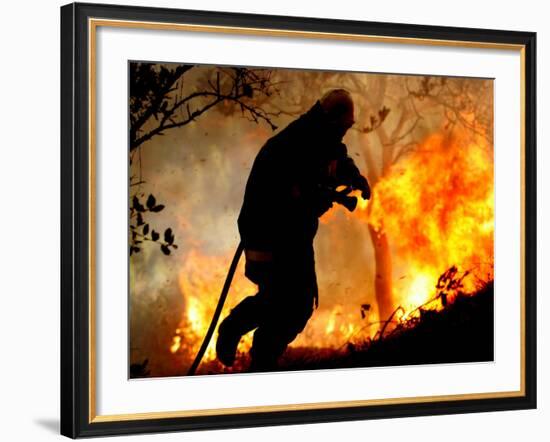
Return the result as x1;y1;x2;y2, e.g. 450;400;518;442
170;336;181;354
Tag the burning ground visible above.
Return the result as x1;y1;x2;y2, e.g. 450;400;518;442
129;66;494;378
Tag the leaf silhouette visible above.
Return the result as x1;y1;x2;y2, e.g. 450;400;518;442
146;194;156;209
133;196;145;212
164;228;174;244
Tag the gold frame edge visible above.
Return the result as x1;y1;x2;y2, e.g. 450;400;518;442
87;18;527;423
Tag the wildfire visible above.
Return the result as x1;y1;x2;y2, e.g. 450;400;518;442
365;130;494;312
169;128;494;373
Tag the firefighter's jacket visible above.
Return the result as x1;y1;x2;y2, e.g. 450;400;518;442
238;100;363;256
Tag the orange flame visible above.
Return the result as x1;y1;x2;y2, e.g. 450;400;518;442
365;130;494;312
170;250;256;366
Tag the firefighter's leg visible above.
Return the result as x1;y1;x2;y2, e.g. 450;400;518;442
216;257;274;367
249;296;314;372
247;247;317;372
216;293;267;367
248;324;287;372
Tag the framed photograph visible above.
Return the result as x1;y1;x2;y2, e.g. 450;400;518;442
60;2;537;438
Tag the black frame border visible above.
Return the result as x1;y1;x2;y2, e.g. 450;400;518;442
60;2;537;438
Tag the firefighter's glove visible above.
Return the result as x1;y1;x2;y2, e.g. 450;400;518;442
353;174;371;200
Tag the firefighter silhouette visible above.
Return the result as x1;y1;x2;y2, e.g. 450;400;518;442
216;89;370;371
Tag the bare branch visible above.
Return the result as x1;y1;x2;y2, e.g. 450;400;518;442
130;66;280;151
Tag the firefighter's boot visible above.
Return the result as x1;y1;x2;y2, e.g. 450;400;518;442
216;295;261;367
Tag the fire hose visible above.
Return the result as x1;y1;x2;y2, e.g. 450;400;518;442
187;241;244;376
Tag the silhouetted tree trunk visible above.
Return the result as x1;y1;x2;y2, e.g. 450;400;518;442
353;75;399;322
368;224;394;321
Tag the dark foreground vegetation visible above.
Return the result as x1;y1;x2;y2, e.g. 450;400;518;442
277;281;494;372
131;281;493;378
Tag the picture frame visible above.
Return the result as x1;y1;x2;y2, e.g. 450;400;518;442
60;2;537;438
